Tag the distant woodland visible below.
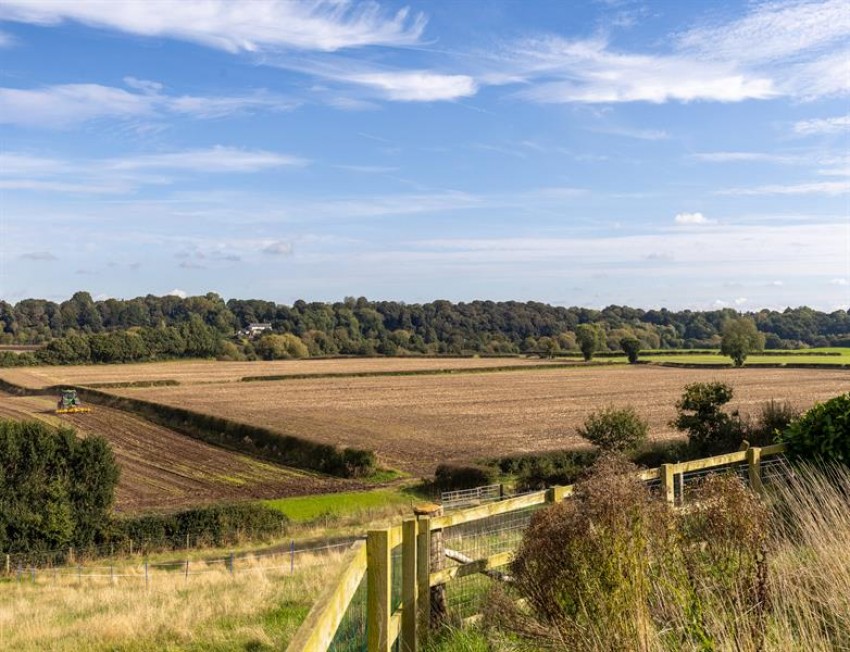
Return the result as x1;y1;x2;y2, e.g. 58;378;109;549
1;292;849;365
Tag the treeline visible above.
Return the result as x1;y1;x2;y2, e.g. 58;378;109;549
2;292;850;365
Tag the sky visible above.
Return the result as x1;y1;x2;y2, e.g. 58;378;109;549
0;0;848;311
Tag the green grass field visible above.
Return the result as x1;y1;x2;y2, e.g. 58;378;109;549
263;487;418;523
643;347;850;366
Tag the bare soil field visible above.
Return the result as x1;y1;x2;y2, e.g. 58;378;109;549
109;365;849;474
0;393;350;513
0;356;562;389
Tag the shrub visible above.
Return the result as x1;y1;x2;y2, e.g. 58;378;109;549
750;399;799;447
510;455;675;649
780;393;850;465
0;419;119;555
114;503;289;550
577;406;648;452
434;464;497;492
671;381;748;455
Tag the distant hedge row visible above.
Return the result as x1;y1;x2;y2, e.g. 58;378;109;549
76;387;376;478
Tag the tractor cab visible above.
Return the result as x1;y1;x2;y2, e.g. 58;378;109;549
56;389;91;414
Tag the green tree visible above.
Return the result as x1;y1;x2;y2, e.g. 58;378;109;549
255;333;309;360
671;382;747;455
620;336;641;364
720;317;765;366
576;323;604;361
537;336;560;359
577;406;648;452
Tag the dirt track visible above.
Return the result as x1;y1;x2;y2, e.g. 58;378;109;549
0;393;350;513
112;365;849;474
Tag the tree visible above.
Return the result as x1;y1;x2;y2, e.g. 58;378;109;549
620;336;641;364
671;382;747;455
577;406;648;452
537;336;560;359
720;317;765;367
255;333;309;360
576;324;604;361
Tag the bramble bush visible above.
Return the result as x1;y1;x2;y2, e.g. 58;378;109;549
780;393;850;465
578;406;648;452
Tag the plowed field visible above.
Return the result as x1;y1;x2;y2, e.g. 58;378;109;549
111;365;848;474
0;393;349;513
0;356;563;389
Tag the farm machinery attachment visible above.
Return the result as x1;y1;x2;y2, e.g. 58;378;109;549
56;389;91;414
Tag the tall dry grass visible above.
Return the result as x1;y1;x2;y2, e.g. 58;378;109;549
474;460;850;652
0;549;345;651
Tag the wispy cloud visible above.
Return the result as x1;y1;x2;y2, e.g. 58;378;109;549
692;151;799;164
793;114;850;135
20;251;58;261
506;36;774;104
0;0;426;52
0;81;296;128
718;180;850;196
345;71;477;101
0;147;305;195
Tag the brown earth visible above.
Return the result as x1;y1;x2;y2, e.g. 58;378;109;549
0;356;562;389
110;365;849;474
0;392;351;514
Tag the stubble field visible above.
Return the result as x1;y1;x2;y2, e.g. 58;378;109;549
0;356;564;389
108;365;849;474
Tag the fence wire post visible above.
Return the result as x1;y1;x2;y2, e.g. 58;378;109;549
144;560;149;588
229;552;235;576
367;529;392;652
661;463;676;505
290;540;295;574
402;518;418;652
185;558;189;581
677;472;685;506
747;446;763;492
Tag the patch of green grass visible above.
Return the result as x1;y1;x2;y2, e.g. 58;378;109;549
263;487;415;523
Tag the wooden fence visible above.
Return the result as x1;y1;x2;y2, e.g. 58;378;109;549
287;443;788;652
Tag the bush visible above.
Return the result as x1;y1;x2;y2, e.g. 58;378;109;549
780;393;850;465
0;419;119;555
750;399;799;447
502;457;770;651
434;464;497;492
577;406;648;452
671;381;748;455
113;503;289;550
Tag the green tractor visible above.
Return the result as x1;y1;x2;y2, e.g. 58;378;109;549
56;389;91;414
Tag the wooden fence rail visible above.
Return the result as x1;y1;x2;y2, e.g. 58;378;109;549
287;444;787;652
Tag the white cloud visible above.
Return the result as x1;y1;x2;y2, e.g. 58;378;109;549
0;30;16;47
734;297;748;306
677;0;850;65
593;126;669;140
263;241;294;256
718;181;850;195
768;280;784;287
793;114;850;135
107;147;306;172
831;278;849;286
508;36;775;104
693;151;798;163
167;289;188;298
674;212;713;225
0;0;426;52
346;71;477;101
0;147;305;195
0;82;295;128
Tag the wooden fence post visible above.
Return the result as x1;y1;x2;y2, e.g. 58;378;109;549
367;529;392;652
415;516;431;647
747;446;763;492
661;464;676;505
401;518;418;652
413;503;447;630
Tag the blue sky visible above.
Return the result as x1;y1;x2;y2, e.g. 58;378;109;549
0;0;848;310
